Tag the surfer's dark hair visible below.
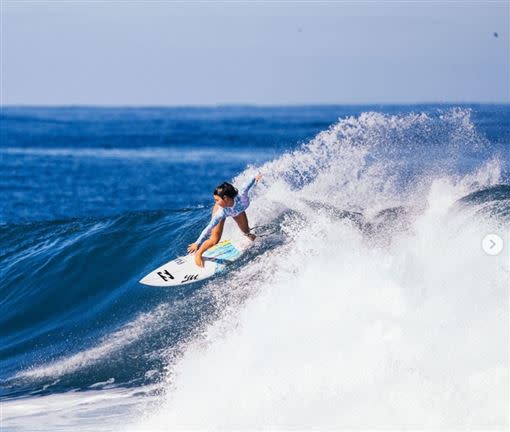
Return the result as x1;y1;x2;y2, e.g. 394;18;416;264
214;182;238;199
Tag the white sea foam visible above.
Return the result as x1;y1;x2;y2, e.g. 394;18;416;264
1;385;159;432
136;110;509;430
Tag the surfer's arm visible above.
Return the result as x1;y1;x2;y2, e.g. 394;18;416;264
194;209;225;246
239;174;262;200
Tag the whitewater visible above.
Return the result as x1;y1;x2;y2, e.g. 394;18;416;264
1;107;508;430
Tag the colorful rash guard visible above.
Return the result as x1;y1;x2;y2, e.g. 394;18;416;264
195;177;257;245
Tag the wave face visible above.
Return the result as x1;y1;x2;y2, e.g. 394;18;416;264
1;105;509;431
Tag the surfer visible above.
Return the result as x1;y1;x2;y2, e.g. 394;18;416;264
187;174;262;267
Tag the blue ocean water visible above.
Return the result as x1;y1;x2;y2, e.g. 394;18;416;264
1;105;509;430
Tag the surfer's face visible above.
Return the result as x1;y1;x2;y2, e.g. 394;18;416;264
214;194;234;208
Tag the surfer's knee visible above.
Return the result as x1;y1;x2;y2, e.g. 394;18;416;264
234;212;249;231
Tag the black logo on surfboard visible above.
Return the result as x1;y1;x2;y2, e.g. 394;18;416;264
157;270;175;281
181;274;198;283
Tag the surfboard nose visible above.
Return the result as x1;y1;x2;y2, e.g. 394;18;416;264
139;275;150;285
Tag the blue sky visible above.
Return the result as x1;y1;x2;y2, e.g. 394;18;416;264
2;1;509;105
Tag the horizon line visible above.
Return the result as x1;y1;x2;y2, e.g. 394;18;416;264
2;101;510;109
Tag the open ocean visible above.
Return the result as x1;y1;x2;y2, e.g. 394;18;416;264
1;105;509;430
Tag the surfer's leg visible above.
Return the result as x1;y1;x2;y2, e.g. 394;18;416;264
233;211;255;240
195;218;225;267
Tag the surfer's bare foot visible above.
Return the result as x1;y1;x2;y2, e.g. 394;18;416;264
194;253;204;267
246;233;256;241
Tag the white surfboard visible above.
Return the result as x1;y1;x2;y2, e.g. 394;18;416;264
139;239;253;287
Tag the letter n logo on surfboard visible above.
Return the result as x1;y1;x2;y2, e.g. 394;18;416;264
157;270;175;281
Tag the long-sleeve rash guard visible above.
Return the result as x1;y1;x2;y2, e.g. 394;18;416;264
195;177;257;245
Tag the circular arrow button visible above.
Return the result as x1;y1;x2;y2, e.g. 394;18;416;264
482;234;504;256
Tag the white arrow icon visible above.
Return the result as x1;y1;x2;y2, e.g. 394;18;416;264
482;234;504;256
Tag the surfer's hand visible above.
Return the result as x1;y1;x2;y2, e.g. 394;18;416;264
255;173;262;182
187;243;198;253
